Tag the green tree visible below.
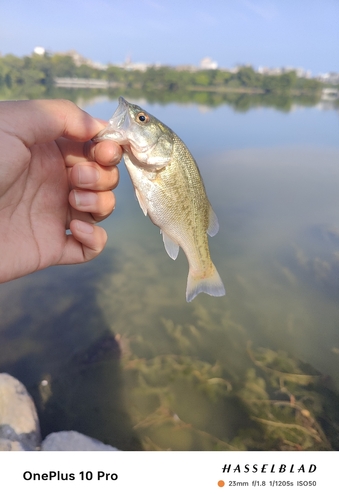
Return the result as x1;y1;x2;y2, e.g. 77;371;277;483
278;71;297;91
50;55;77;77
237;66;261;87
193;71;211;86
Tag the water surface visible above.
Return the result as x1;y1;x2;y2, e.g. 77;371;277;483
1;95;339;450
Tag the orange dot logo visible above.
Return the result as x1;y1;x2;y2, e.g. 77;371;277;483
218;480;225;487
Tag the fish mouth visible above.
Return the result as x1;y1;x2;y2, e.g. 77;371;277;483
111;96;129;129
92;96;130;143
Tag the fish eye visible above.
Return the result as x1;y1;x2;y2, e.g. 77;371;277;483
137;112;149;123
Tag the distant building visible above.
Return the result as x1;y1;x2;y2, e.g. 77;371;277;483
200;57;218;70
33;46;46;56
229;66;242;74
257;66;312;78
175;64;197;72
54;49;107;70
109;56;151;72
321;87;339;99
317;72;339;85
258;66;282;76
123;61;150;72
295;67;312;78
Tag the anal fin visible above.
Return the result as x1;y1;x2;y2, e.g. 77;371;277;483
207;206;219;237
161;230;179;260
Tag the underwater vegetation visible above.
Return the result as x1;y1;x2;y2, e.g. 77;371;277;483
119;337;337;451
33;317;339;451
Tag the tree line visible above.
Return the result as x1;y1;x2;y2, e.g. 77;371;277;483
0;53;323;96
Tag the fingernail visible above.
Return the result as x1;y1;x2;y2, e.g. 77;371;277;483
108;153;122;166
74;190;97;207
78;165;100;185
74;220;94;234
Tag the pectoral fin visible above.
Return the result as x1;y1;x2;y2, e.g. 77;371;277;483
207;206;219;237
135;188;148;216
160;230;179;260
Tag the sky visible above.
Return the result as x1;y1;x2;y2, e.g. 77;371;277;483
1;0;338;75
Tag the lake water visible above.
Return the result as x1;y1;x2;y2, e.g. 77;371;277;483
0;94;339;450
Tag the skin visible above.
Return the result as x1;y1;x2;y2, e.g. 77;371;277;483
0;99;122;283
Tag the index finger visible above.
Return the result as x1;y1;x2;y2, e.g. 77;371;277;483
57;137;123;167
0;99;104;146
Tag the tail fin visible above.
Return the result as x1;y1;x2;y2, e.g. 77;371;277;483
186;264;226;302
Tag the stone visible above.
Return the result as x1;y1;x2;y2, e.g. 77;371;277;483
0;437;26;451
41;430;119;451
0;373;120;451
0;373;41;450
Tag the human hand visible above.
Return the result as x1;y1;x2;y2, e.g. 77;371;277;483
0;99;122;283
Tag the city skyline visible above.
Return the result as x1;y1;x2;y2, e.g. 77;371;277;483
30;47;332;80
1;0;338;75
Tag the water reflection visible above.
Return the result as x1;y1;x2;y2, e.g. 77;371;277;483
0;85;330;112
0;252;118;383
0;95;339;450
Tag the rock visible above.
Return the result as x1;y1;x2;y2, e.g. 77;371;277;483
38;331;138;450
0;373;41;450
0;437;26;451
41;431;119;451
0;373;120;451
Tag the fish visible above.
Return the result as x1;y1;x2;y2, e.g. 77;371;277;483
93;97;225;302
